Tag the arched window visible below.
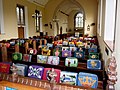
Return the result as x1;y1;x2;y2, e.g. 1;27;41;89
16;4;25;25
75;13;83;28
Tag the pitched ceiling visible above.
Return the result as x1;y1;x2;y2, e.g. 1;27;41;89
27;0;50;7
53;0;84;17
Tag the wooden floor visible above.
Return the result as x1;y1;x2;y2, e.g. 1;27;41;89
0;81;45;90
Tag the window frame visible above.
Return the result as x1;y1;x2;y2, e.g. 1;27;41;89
104;0;117;51
16;4;25;25
74;12;84;30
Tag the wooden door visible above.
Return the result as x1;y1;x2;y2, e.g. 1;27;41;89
18;27;24;38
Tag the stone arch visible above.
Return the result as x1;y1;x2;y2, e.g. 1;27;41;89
52;0;86;35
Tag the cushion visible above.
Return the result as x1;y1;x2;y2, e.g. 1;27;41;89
89;53;99;59
42;68;61;83
65;57;78;67
28;65;44;79
23;54;32;62
37;55;48;64
74;51;84;59
12;52;22;61
15;63;28;76
47;56;60;65
0;62;11;74
60;71;78;85
87;59;101;70
62;50;71;57
77;72;98;88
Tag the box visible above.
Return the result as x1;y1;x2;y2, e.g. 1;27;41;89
12;52;22;61
0;62;11;74
60;71;78;85
62;50;71;57
74;51;84;59
28;65;44;79
77;72;98;88
89;53;99;59
42;68;61;83
87;59;101;70
37;55;48;64
65;57;78;67
47;56;59;65
23;54;32;62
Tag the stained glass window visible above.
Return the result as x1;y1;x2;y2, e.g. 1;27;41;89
75;13;83;28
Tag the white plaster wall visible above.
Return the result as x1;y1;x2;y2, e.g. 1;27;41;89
114;0;120;89
0;0;5;35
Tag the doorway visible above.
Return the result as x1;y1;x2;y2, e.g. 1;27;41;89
18;27;24;38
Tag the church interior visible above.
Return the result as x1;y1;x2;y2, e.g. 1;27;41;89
0;0;120;90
